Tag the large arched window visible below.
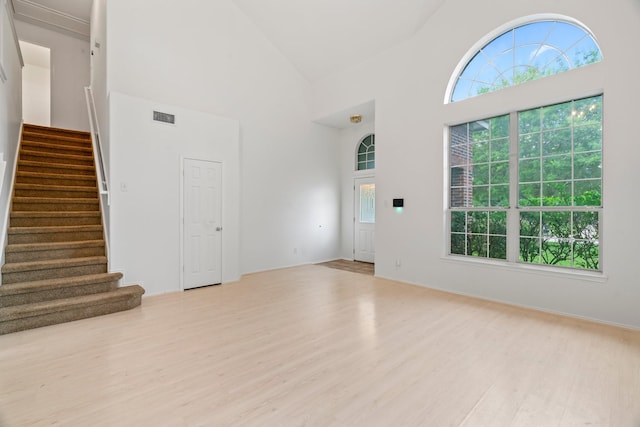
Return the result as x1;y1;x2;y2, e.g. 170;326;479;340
451;20;602;102
356;134;375;171
446;18;603;272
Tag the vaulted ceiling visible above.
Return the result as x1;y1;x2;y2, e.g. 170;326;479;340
231;0;445;82
16;0;445;83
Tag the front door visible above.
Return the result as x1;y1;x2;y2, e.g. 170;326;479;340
354;177;375;263
183;159;222;289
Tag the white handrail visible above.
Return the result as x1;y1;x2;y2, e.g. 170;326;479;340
84;86;109;205
84;86;111;269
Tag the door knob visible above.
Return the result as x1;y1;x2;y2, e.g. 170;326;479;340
216;227;223;231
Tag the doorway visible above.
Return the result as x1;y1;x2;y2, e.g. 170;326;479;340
19;41;50;126
182;159;223;290
354;176;375;263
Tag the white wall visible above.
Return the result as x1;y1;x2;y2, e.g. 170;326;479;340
89;0;108;168
0;0;22;275
313;0;640;329
89;0;110;237
21;61;49;126
14;19;89;131
103;0;341;294
109;91;240;295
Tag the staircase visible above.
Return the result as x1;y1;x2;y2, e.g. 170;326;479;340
0;124;144;335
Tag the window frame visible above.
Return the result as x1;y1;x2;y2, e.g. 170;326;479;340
355;134;375;171
446;95;603;274
444;14;601;105
449;20;602;103
442;15;605;279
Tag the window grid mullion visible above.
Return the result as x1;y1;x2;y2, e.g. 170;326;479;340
507;111;520;263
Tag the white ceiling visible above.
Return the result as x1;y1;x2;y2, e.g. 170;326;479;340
18;0;445;126
313;100;375;129
231;0;446;82
11;0;91;39
21;0;92;22
20;0;444;83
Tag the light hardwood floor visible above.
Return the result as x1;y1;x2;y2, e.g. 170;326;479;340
1;265;639;426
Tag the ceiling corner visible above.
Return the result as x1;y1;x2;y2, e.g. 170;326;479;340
11;0;90;40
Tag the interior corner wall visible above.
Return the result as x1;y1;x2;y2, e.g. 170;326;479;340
89;0;108;169
105;0;341;291
0;5;22;274
14;19;90;131
312;0;640;329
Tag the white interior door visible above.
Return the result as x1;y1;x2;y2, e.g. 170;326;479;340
354;177;375;263
183;159;222;289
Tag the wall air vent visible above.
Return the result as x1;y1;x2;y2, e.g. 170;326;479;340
153;110;176;125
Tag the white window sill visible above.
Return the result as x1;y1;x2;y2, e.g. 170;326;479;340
441;255;608;283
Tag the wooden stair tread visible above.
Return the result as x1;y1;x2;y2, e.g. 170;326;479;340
11;211;101;218
18;160;95;171
20;149;93;160
23;123;90;136
0;273;123;295
14;183;98;192
2;256;107;274
17;171;97;181
6;240;105;253
0;285;144;321
8;224;102;234
20;135;91;147
22;130;91;142
11;197;98;204
21;140;93;152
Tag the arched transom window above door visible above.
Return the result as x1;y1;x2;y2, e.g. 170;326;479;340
356;134;375;171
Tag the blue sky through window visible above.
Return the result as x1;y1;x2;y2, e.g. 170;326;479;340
451;21;602;102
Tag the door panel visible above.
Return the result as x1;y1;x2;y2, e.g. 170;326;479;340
183;159;222;289
354;177;375;263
